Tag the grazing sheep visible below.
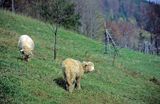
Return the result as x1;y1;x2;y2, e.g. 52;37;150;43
18;35;34;61
62;58;95;92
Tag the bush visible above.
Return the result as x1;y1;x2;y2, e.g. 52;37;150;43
0;75;19;104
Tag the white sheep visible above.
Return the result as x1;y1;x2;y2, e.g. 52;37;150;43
18;35;34;61
62;58;95;92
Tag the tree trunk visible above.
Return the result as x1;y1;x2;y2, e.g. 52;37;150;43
11;0;15;12
105;29;119;65
54;24;58;60
0;0;4;7
104;31;110;54
106;30;118;55
155;38;159;55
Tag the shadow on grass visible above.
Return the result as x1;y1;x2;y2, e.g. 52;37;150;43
53;77;66;90
0;88;13;104
149;77;160;86
15;56;28;62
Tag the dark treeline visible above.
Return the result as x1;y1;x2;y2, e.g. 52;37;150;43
0;0;80;30
0;0;104;39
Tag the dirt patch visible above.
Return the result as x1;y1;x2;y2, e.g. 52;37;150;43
124;69;142;78
149;77;160;86
116;63;143;78
0;76;19;104
0;28;18;37
33;90;52;99
0;45;8;53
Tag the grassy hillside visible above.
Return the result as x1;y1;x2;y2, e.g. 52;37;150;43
0;10;160;104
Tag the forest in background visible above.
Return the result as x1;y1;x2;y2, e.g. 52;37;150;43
0;0;160;55
101;0;160;55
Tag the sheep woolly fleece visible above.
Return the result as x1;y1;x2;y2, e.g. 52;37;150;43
18;35;34;60
62;58;95;92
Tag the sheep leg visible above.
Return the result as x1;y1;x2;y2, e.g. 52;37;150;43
76;77;81;90
65;75;74;93
67;80;74;93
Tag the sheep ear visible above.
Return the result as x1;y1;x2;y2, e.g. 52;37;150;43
82;61;87;64
82;61;88;67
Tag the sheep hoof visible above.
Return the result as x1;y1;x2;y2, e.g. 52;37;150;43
68;88;73;93
77;86;81;90
68;85;74;93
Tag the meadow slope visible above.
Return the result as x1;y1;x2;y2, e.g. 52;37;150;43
0;10;160;104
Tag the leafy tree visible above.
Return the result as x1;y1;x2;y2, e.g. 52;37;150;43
39;0;80;30
39;0;80;60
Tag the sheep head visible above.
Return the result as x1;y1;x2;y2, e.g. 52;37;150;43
82;61;95;73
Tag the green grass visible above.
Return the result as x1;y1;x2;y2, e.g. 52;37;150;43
0;10;160;104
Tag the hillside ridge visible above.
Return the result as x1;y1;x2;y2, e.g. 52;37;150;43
0;10;160;104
